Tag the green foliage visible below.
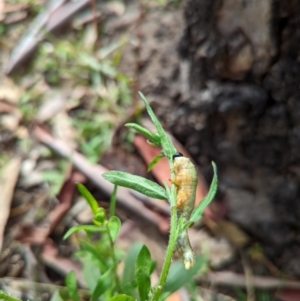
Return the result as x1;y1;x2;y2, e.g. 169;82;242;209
10;94;217;301
101;94;218;301
63;224;106;240
74;115;114;164
0;24;5;37
190;161;218;223
18;89;41;123
65;271;79;301
107;216;121;241
62;183;123;299
29;33;133;163
164;255;208;295
77;183;99;215
61;183;147;301
59;93;217;301
121;242;143;296
109;185;118;217
147;155;164;172
91;269;113;300
135;245;152;301
103;171;168;200
125;123;161;146
108;295;135;301
138;92;176;160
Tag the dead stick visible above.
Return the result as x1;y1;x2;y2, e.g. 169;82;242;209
0;277;90;297
198;271;300;290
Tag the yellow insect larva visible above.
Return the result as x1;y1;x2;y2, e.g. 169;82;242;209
172;152;198;269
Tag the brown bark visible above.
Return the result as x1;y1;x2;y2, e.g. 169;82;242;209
166;0;300;276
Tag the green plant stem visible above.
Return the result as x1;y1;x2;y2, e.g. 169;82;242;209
0;291;22;301
106;226;121;293
109;185;118;217
151;205;178;301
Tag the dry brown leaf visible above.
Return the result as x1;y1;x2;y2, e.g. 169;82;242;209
0;100;21;131
52;111;76;149
166;291;183;301
0;101;15;113
105;1;126;16
3;3;28;13
0;78;21;104
1;113;21;131
36;91;67;122
0;0;4;21
0;157;21;251
276;289;300;301
4;11;27;24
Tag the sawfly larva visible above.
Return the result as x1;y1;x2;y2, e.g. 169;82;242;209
172;152;198;269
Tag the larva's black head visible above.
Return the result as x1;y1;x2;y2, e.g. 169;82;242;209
172;152;183;160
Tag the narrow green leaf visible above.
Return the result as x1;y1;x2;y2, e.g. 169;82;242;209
63;225;105;240
107;216;121;241
110;185;118;217
125;123;160;146
190;161;218;223
76;183;98;215
65;271;79;301
121;242;143;292
80;253;102;291
147;154;164;171
139;92;176;160
164;256;207;294
103;171;167;200
135;245;152;301
91;269;112;300
99;62;117;78
79;242;108;272
108;294;135;301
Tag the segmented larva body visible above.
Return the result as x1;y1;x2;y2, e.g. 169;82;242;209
172;152;198;269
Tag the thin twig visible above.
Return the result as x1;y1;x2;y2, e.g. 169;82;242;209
89;0;99;49
241;251;255;301
198;271;300;290
0;157;21;251
0;277;90;298
132;0;144;107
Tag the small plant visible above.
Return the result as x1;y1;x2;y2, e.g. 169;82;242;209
0;93;217;301
64;92;217;301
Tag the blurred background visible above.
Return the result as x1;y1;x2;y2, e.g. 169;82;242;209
1;0;300;300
